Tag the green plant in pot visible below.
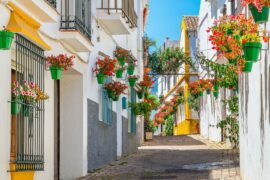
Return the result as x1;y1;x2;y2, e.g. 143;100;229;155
115;64;126;79
242;33;262;62
128;75;139;87
245;1;270;24
0;28;14;50
136;90;144;99
104;81;128;101
21;81;49;117
114;48;129;66
93;57;116;84
11;81;22;115
126;56;137;75
46;54;75;80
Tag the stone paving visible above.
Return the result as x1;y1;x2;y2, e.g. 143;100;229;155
79;135;240;180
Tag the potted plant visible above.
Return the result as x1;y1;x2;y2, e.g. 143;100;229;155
114;48;129;66
176;86;184;96
128;75;139;87
46;54;75;80
21;81;49;117
11;81;22;115
241;0;270;23
104;81;128;101
242;34;262;62
204;80;213;95
136;90;144;99
145;120;155;140
93;57;116;84
115;64;126;78
0;28;14;50
126;57;137;75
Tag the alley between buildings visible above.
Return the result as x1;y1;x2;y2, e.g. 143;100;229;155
80;135;240;180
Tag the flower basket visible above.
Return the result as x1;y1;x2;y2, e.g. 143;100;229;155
242;42;262;62
249;5;269;24
137;91;144;99
97;73;105;84
23;103;34;117
116;69;123;78
242;61;253;73
11;98;22;115
50;66;64;80
127;65;135;75
117;57;125;66
128;78;137;87
0;31;14;50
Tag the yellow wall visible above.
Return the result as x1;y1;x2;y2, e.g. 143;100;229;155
174;19;199;136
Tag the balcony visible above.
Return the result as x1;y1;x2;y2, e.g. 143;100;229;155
59;0;93;52
97;0;137;35
8;0;58;23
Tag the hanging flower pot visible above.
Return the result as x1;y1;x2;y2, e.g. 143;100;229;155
11;98;22;115
249;5;269;24
116;69;123;78
111;95;119;101
46;54;75;80
227;28;233;35
104;81;127;102
242;42;262;62
97;73;105;84
117;57;125;66
213;91;219;98
137;91;144;99
199;92;203;97
242;61;253;73
129;78;137;87
127;65;135;75
214;85;219;92
0;30;14;50
206;89;211;95
50;66;64;80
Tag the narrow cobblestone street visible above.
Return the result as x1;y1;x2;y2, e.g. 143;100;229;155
80;135;240;180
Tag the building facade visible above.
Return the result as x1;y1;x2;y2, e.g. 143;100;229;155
0;0;147;180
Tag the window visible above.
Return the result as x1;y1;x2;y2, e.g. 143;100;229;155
11;34;45;171
101;77;112;124
129;88;136;134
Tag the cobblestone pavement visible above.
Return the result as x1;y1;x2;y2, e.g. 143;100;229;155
79;135;240;180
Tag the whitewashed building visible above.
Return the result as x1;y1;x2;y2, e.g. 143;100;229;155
198;0;270;180
0;0;147;180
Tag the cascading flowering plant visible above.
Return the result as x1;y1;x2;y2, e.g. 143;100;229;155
11;81;23;99
46;54;75;70
138;74;154;88
114;48;130;60
204;79;213;91
21;81;49;103
189;80;205;96
104;81;128;97
93;57;117;76
241;0;270;11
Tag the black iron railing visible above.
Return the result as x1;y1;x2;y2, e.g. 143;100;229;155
11;34;45;171
98;0;137;28
60;0;91;41
46;0;57;8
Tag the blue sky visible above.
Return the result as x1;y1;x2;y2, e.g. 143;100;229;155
145;0;200;47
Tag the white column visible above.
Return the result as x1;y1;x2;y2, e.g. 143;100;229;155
116;97;122;159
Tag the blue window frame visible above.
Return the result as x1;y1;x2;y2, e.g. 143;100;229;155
102;77;112;124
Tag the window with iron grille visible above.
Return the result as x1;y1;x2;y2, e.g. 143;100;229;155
10;34;45;171
101;77;112;124
60;0;92;41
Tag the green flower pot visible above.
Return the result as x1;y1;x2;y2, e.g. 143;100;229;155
242;61;253;73
0;31;14;50
50;66;64;80
127;65;135;75
137;91;144;99
23;104;33;117
249;5;269;24
111;95;119;101
117;57;125;66
234;34;241;41
129;78;137;87
97;73;105;84
11;98;22;115
227;28;233;35
116;70;123;78
199;92;203;97
206;89;211;95
242;42;262;62
213;92;219;99
214;85;219;92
